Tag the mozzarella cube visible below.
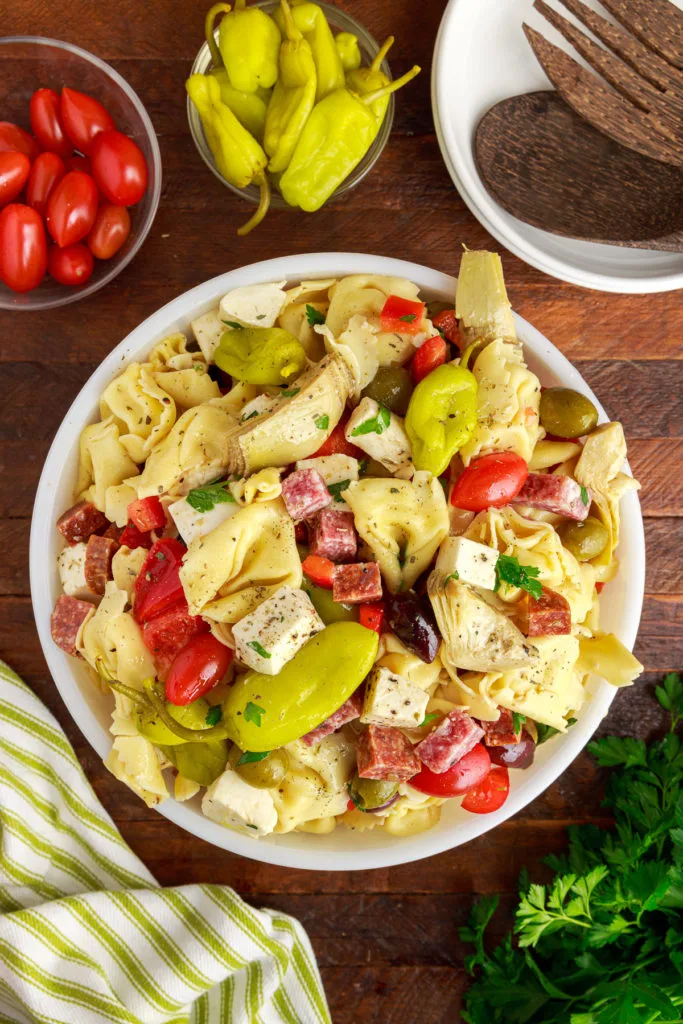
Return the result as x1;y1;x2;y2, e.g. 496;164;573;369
240;393;275;423
57;542;92;599
219;281;287;328
233;586;324;675
361;665;429;729
436;535;499;591
295;454;360;495
191;308;224;363
202;769;278;837
169;494;238;546
345;397;412;477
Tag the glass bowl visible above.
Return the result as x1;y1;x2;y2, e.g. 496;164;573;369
187;0;394;212
0;37;162;311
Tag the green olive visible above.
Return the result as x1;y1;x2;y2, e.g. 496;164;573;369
304;581;359;624
348;775;399;811
558;516;609;561
540;388;599;439
234;749;289;789
162;739;229;787
362;366;414;416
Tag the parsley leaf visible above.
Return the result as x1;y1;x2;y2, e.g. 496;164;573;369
305;304;326;327
241;409;259;421
205;705;222;727
445;571;460;583
512;712;526;735
281;387;300;398
536;717;577;745
358;458;369;477
244;701;265;726
328;479;351;502
237;750;271;765
420;712;440;728
494;554;542;600
186;479;236;514
350;404;391;437
398;313;417;323
223;320;243;330
247;640;271;660
315;414;329;430
580;485;590;506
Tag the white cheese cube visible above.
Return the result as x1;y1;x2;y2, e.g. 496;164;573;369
191;308;224;363
219;281;287;329
344;397;413;477
57;543;92;599
202;769;278;837
240;393;275;423
169;494;238;546
361;665;429;729
232;586;324;675
436;535;499;591
295;454;360;495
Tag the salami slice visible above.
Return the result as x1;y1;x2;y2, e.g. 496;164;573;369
480;709;521;747
50;594;94;656
56;501;107;544
84;535;117;596
302;688;364;746
308;508;357;562
513;473;590;521
356;725;420;782
416;710;484;774
332;562;382;604
282;469;331;520
516;587;571;637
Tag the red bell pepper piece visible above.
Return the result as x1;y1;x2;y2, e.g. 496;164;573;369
119;521;153;550
127;495;166;532
133;538;187;623
380;294;426;335
302;554;335;589
359;601;385;634
410;336;447;384
311;415;362;459
432;309;461;347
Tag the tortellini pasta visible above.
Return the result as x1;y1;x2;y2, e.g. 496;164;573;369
77;417;139;513
152;366;221;409
147;332;194;371
272;732;355;833
315;315;379;398
228;466;282;505
105;736;168;808
99;362;177;463
376;633;443;693
77;582;156;686
325;274;428;366
111;546;147;603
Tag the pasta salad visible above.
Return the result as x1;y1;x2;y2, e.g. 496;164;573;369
50;250;643;840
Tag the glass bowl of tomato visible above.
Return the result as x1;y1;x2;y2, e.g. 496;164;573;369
0;36;162;310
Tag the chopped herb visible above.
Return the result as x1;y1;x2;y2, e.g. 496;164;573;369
223;320;243;330
390;487;399;494
511;711;526;735
580;485;589;506
398;313;417;323
445;571;460;583
305;304;326;327
358;459;369;476
255;314;266;320
247;641;271;660
193;363;205;374
244;701;266;726
245;823;258;829
281;387;300;398
154;552;166;561
205;705;222;727
315;414;329;430
241;410;259;421
494;554;542;600
186;479;236;514
328;479;351;501
398;542;408;569
433;323;446;339
237;750;271;765
351;404;391;437
420;712;440;727
536;716;577;745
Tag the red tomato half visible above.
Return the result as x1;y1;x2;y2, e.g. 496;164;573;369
359;602;384;633
134;538;187;623
127;496;166;532
461;765;510;814
411;743;491;797
0;122;40;162
450;452;529;512
141;601;209;677
87;203;130;259
432;309;460;347
47;242;94;286
60;87;115;154
302;554;335;589
165;633;234;706
311;417;362;459
0;152;31;208
90;130;148;206
0;203;47;292
119;521;154;550
26;152;65;217
46;171;98;247
29;88;72;159
410;335;447;384
380;294;426;334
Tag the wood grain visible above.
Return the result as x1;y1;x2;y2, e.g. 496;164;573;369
0;1;681;1020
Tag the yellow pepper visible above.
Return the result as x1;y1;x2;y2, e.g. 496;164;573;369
210;68;270;141
405;364;478;476
205;0;281;94
273;1;344;101
264;0;317;175
346;36;395;124
214;325;307;385
335;32;361;72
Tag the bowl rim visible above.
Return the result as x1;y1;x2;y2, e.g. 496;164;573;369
430;2;683;296
30;252;645;871
0;35;162;311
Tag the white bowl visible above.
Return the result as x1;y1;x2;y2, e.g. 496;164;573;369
432;0;683;295
30;253;645;870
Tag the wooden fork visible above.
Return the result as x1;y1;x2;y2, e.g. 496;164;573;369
524;0;683;166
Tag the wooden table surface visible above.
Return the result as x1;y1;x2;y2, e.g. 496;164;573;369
1;2;682;1020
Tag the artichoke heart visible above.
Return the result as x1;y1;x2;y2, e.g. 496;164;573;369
227;353;353;475
455;249;516;349
428;573;538;674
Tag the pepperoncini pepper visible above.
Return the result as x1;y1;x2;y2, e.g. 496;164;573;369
335;32;361;72
214;325;307;385
223;622;379;752
210;68;270;141
205;0;281;94
279;64;421;212
346;36;396;124
273;1;345;101
264;0;317;175
405;364;478;477
186;72;271;235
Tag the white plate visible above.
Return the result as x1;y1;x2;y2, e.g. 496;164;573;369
30;253;645;871
432;0;683;294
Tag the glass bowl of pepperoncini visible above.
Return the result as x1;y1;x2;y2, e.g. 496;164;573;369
187;0;401;232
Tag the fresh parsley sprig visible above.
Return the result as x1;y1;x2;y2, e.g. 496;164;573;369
351;404;390;437
305;304;326;327
494;554;543;600
186;479;236;514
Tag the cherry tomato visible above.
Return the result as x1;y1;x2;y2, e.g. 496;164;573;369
311;416;362;459
47;243;94;287
0;122;40;162
359;602;384;633
29;88;72;159
410;335;447;384
87;203;130;260
90;130;148;206
380;294;426;334
0;152;31;208
450;452;529;512
0;203;47;293
60;87;115;154
432;309;461;347
411;743;491;797
64;154;92;175
165;633;234;706
127;496;166;532
45;171;98;247
134;538;187;623
26;152;65;218
302;554;335;589
461;765;510;814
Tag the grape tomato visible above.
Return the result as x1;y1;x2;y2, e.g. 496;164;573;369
0;152;31;207
26;152;65;217
450;452;529;512
0;122;40;161
90;129;148;206
87;203;130;260
411;743;491;797
0;203;47;292
46;171;98;247
165;633;234;706
60;87;115;154
29;88;72;159
461;765;510;814
47;242;94;287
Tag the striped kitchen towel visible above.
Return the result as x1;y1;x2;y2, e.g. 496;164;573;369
0;660;330;1024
